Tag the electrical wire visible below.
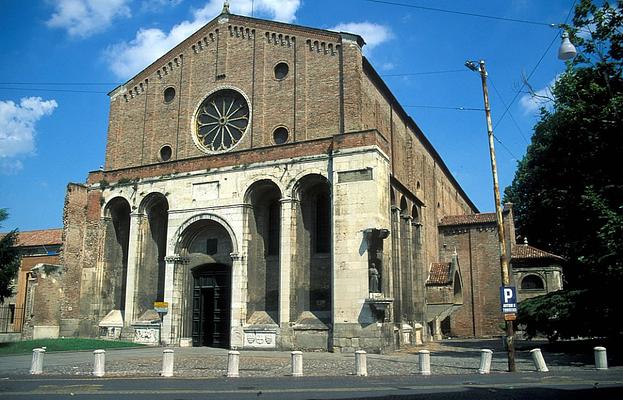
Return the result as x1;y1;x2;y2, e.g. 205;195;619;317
362;0;557;27
381;69;467;77
404;105;483;111
492;0;576;132
0;87;108;94
488;78;530;144
0;82;120;86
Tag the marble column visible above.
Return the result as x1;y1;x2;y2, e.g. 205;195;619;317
160;255;179;345
279;197;296;324
124;212;143;325
230;252;245;349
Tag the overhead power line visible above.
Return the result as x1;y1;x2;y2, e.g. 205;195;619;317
0;82;120;86
381;69;467;77
363;0;557;27
488;78;530;145
404;105;483;111
0;87;108;94
492;0;576;132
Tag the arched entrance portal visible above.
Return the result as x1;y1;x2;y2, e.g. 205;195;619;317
191;263;230;348
174;215;236;348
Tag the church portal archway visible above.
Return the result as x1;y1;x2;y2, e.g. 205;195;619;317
191;263;230;348
175;216;235;348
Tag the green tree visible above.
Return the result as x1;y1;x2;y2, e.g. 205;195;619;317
0;209;20;302
506;0;623;339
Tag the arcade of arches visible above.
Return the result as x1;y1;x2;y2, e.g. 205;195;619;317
98;174;334;350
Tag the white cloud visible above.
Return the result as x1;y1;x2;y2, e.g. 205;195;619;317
104;0;301;79
47;0;132;38
141;0;183;13
0;97;58;174
328;22;393;54
519;78;556;114
381;62;395;71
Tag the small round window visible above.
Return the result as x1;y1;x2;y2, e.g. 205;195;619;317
273;127;289;144
163;87;176;103
274;62;289;80
159;145;172;161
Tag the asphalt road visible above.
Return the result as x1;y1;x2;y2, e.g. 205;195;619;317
1;370;622;400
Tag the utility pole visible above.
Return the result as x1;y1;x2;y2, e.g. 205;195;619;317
471;59;516;372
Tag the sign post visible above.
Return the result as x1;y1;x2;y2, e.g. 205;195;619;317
153;301;169;346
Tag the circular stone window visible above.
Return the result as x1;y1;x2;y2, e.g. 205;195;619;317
163;87;176;103
194;88;250;153
274;62;289;80
273;127;289;144
159;145;172;161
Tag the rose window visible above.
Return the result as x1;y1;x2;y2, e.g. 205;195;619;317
194;88;249;153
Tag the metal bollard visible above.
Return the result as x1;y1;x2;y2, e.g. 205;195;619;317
594;347;608;370
93;349;106;377
30;348;45;375
161;349;174;377
418;350;431;376
291;351;303;377
355;350;368;376
227;350;240;378
530;348;549;372
478;349;493;374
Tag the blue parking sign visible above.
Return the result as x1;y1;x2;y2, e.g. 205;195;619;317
500;286;517;313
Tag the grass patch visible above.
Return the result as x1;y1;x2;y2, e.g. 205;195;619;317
0;338;145;355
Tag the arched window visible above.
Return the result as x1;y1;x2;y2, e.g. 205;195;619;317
521;275;545;290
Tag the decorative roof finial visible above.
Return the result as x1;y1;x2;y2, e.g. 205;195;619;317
524;237;529;245
222;1;230;14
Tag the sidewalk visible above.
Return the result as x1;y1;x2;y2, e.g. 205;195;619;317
0;339;617;378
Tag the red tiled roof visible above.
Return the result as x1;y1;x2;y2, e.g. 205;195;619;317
511;244;564;261
427;262;452;286
439;213;497;226
12;229;63;247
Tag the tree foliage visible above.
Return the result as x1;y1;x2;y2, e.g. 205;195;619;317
0;209;20;302
505;0;623;339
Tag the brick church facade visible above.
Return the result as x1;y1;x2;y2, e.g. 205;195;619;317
53;6;562;351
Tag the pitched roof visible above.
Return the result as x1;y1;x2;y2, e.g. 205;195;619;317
13;229;63;247
439;213;497;227
427;262;452;286
511;244;564;261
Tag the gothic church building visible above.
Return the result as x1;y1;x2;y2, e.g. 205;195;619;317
58;7;559;352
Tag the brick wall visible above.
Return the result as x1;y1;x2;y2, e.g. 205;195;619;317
105;14;347;171
438;210;515;337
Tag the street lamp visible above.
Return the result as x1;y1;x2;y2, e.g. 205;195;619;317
558;30;577;60
465;59;516;372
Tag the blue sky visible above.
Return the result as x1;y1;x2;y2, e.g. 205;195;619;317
0;0;577;231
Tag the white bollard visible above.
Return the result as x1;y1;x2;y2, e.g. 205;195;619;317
530;348;549;372
291;351;303;377
594;347;608;370
227;350;240;378
93;349;106;377
478;349;493;374
30;348;45;375
355;350;368;376
419;350;431;375
161;349;174;377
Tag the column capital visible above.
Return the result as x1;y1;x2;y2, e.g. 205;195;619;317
401;215;413;221
230;252;244;261
164;255;190;264
391;206;401;212
280;197;298;204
